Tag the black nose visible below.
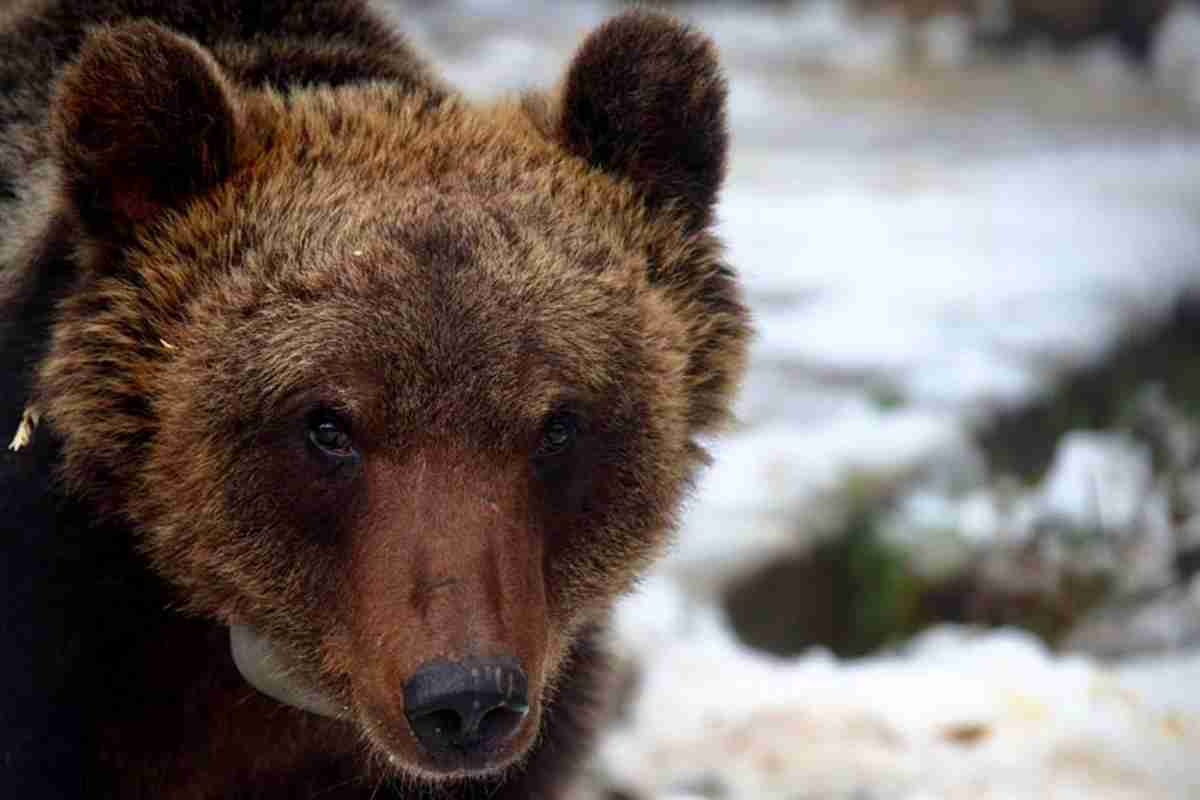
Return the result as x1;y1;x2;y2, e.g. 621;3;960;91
403;657;529;756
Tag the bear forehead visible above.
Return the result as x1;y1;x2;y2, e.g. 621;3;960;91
150;84;658;301
192;237;646;439
135;152;657;436
225;85;650;228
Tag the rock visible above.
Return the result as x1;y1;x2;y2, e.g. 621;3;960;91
1064;576;1200;658
1153;2;1200;104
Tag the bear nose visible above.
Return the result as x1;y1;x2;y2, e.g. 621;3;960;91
403;657;529;756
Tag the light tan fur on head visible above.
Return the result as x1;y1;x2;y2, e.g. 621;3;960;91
7;403;39;451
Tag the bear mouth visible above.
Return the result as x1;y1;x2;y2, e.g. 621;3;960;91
231;625;538;777
229;624;345;718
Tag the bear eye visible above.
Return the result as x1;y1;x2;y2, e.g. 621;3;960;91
537;412;578;459
306;411;356;462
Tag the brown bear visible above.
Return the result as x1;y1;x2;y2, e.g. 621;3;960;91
0;1;749;797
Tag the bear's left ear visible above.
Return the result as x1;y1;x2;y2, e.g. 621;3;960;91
556;11;728;232
50;21;240;238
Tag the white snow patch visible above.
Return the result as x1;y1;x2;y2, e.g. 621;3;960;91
596;627;1200;800
1038;433;1155;531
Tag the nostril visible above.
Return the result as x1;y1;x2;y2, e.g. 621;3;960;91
477;705;523;743
409;707;464;749
403;657;530;756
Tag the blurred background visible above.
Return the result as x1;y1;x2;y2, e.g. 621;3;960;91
391;1;1200;797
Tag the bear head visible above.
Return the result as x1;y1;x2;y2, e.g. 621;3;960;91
35;11;749;781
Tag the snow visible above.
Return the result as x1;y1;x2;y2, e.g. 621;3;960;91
393;2;1200;796
596;621;1200;800
1037;433;1155;531
667;411;973;589
877;430;1179;593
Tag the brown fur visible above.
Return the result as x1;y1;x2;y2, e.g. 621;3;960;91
2;2;749;796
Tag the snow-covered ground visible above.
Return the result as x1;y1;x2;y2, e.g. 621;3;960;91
393;2;1200;797
600;615;1200;799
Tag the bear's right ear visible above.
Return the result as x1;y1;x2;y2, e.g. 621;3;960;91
50;22;239;237
553;11;728;233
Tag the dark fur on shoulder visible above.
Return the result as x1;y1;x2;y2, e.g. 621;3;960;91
1;2;749;797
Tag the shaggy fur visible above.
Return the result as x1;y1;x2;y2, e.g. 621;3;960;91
0;1;749;797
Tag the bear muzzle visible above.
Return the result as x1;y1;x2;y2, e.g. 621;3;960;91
229;447;552;775
230;624;538;774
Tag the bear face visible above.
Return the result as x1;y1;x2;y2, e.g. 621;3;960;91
29;11;748;784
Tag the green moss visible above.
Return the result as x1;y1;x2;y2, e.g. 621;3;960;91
723;486;928;659
723;486;1116;658
868;383;908;412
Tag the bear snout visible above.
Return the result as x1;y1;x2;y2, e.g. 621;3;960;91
403;656;530;761
345;448;550;775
